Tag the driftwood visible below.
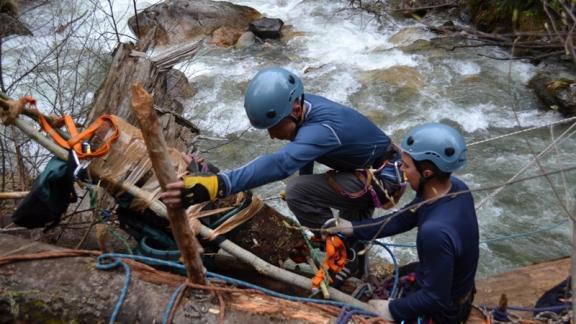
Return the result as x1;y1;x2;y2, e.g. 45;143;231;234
131;83;206;284
0;191;28;200
5;114;373;311
0;234;339;323
87;41;202;153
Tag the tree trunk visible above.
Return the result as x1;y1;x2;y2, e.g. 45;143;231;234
86;40;200;153
0;234;337;323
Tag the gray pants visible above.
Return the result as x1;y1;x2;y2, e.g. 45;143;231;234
285;172;375;232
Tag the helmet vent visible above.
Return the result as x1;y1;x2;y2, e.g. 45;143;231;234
288;75;295;84
445;147;455;157
266;109;277;119
407;136;414;146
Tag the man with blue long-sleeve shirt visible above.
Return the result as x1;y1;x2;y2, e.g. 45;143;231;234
323;123;479;323
160;68;405;281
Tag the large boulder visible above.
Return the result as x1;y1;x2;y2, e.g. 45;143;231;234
529;72;576;117
128;0;262;47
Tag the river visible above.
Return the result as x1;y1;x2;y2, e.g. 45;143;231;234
5;0;575;279
177;0;576;278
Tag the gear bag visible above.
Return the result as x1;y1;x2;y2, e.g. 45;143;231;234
11;154;77;229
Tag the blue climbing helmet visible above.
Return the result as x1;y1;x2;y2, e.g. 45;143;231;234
400;123;467;173
244;67;304;129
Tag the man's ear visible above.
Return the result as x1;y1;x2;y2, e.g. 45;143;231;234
422;169;434;178
292;100;303;117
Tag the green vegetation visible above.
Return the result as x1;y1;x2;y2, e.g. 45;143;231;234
464;0;549;33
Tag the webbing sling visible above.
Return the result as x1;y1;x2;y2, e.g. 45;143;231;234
39;114;120;159
311;234;348;289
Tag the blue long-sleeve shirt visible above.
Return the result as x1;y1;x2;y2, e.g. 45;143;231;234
353;177;479;321
219;94;391;195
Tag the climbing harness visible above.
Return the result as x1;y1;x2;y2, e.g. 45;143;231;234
311;234;349;290
326;160;406;209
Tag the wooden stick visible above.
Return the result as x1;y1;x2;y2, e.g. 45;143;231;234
0;191;29;199
307;256;330;299
5;112;373;310
130;83;206;285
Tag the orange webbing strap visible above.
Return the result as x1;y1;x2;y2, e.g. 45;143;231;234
38;114;120;159
311;235;348;289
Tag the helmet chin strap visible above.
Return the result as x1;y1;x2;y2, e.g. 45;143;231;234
287;114;300;125
417;175;427;197
415;162;432;197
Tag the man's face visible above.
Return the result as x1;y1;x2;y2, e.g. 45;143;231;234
266;101;302;141
267;116;298;140
400;152;420;191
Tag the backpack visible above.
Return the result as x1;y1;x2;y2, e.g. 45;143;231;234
11;154;77;229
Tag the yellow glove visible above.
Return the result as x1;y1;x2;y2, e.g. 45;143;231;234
181;173;223;207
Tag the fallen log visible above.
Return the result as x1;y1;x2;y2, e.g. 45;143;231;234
0;191;28;200
0;233;339;323
4;111;373;311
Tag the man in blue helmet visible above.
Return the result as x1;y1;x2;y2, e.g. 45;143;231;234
323;123;479;323
161;67;405;284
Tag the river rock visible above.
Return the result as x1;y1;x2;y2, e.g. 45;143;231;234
360;66;425;90
528;72;576;117
249;17;284;39
236;31;257;48
127;0;261;47
211;26;244;47
389;27;430;47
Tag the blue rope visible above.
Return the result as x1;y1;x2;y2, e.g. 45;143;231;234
492;307;510;321
95;253;379;319
95;254;132;324
367;240;400;299
336;306;378;324
162;283;187;324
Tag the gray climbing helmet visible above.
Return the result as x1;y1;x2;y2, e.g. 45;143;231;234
244;67;304;129
400;123;467;173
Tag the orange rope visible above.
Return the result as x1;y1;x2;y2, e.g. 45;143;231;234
0;249;100;266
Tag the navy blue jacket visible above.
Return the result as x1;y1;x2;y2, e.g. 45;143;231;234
219;94;391;195
352;177;479;321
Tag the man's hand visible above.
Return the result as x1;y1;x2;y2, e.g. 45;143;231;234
368;299;394;321
320;218;353;240
160;173;221;209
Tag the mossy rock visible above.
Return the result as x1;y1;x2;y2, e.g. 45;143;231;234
465;0;547;34
528;72;576;117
